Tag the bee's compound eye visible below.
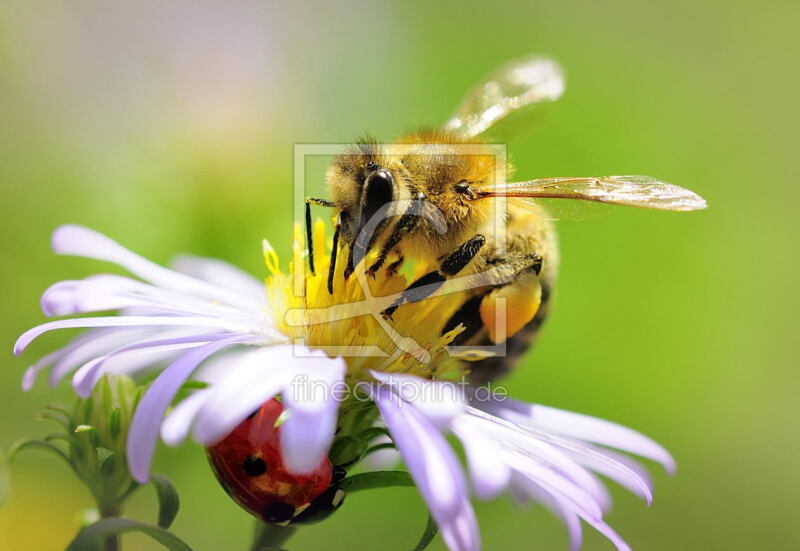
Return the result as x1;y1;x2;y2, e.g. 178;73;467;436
454;181;475;198
367;169;393;189
363;169;394;219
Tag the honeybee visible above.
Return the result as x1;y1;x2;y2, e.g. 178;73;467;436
306;55;706;384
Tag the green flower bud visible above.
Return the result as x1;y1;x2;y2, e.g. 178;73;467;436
70;374;141;515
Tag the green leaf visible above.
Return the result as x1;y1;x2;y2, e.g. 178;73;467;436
36;410;73;431
329;436;367;467
412;514;438;551
75;424;96;433
151;474;180;529
365;442;396;456
358;426;392;443
337;471;414;493
66;518;193;551
9;439;70;465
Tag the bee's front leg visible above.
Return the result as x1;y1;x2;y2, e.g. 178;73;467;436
381;234;486;320
305;197;336;275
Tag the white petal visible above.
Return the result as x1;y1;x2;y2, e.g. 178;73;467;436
462;408;610;508
483;397;675;473
161;389;212;446
191;346;294;446
519;475;583;551
48;328;156;387
439;501;481;551
372;384;468;521
171;254;266;303
371;371;465;428
51;225;262;314
281;350;345;474
452;420;510;500
15;315;256;357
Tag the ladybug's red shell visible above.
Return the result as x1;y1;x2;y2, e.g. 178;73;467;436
207;399;333;524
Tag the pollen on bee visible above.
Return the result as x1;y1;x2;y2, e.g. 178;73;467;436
264;218;469;382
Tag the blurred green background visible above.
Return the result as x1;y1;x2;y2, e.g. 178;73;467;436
1;1;798;549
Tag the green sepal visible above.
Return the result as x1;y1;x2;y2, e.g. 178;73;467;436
358;426;392;443
36;410;73;431
329;436;367;467
65;518;193;551
337;470;414;493
412;514;438;551
365;442;396;456
9;439;70;465
151;474;180;529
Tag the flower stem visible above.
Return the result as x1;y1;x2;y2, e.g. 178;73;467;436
250;522;296;551
99;504;122;551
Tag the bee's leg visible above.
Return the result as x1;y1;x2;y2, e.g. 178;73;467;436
305;197;335;275
381;235;486;320
327;213;344;294
366;211;420;276
485;251;543;276
343;243;356;281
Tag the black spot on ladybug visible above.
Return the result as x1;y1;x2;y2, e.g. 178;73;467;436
246;410;258;420
261;501;295;524
243;456;267;477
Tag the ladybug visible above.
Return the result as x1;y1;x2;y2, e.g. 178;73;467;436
207;398;347;525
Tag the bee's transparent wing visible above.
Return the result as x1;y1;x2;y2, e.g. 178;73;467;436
476;175;707;211
443;55;565;139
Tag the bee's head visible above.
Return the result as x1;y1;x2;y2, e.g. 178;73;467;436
327;138;408;243
326;132;498;248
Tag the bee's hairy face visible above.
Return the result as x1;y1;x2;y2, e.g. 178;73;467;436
326;138;497;247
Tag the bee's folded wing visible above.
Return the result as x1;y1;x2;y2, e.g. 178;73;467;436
476;175;707;212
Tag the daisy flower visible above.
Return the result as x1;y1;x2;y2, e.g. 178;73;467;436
15;223;674;551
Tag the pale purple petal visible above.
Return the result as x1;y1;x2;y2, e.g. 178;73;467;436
14;315;255;356
281;350;346;474
171;254;265;303
520;476;583;551
127;336;250;483
51;225;261;313
508;424;654;505
41;274;267;330
161;389;212;446
439;501;481;551
371;371;465;428
48;328;156;387
478;395;675;473
461;408;609;509
453;424;510;500
510;452;604;521
41;278;140;316
565;444;654;504
71;333;232;397
21;328;118;391
191;346;296;446
515;475;631;551
372;384;468;522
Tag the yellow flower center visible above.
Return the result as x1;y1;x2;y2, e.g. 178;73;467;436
264;220;469;381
